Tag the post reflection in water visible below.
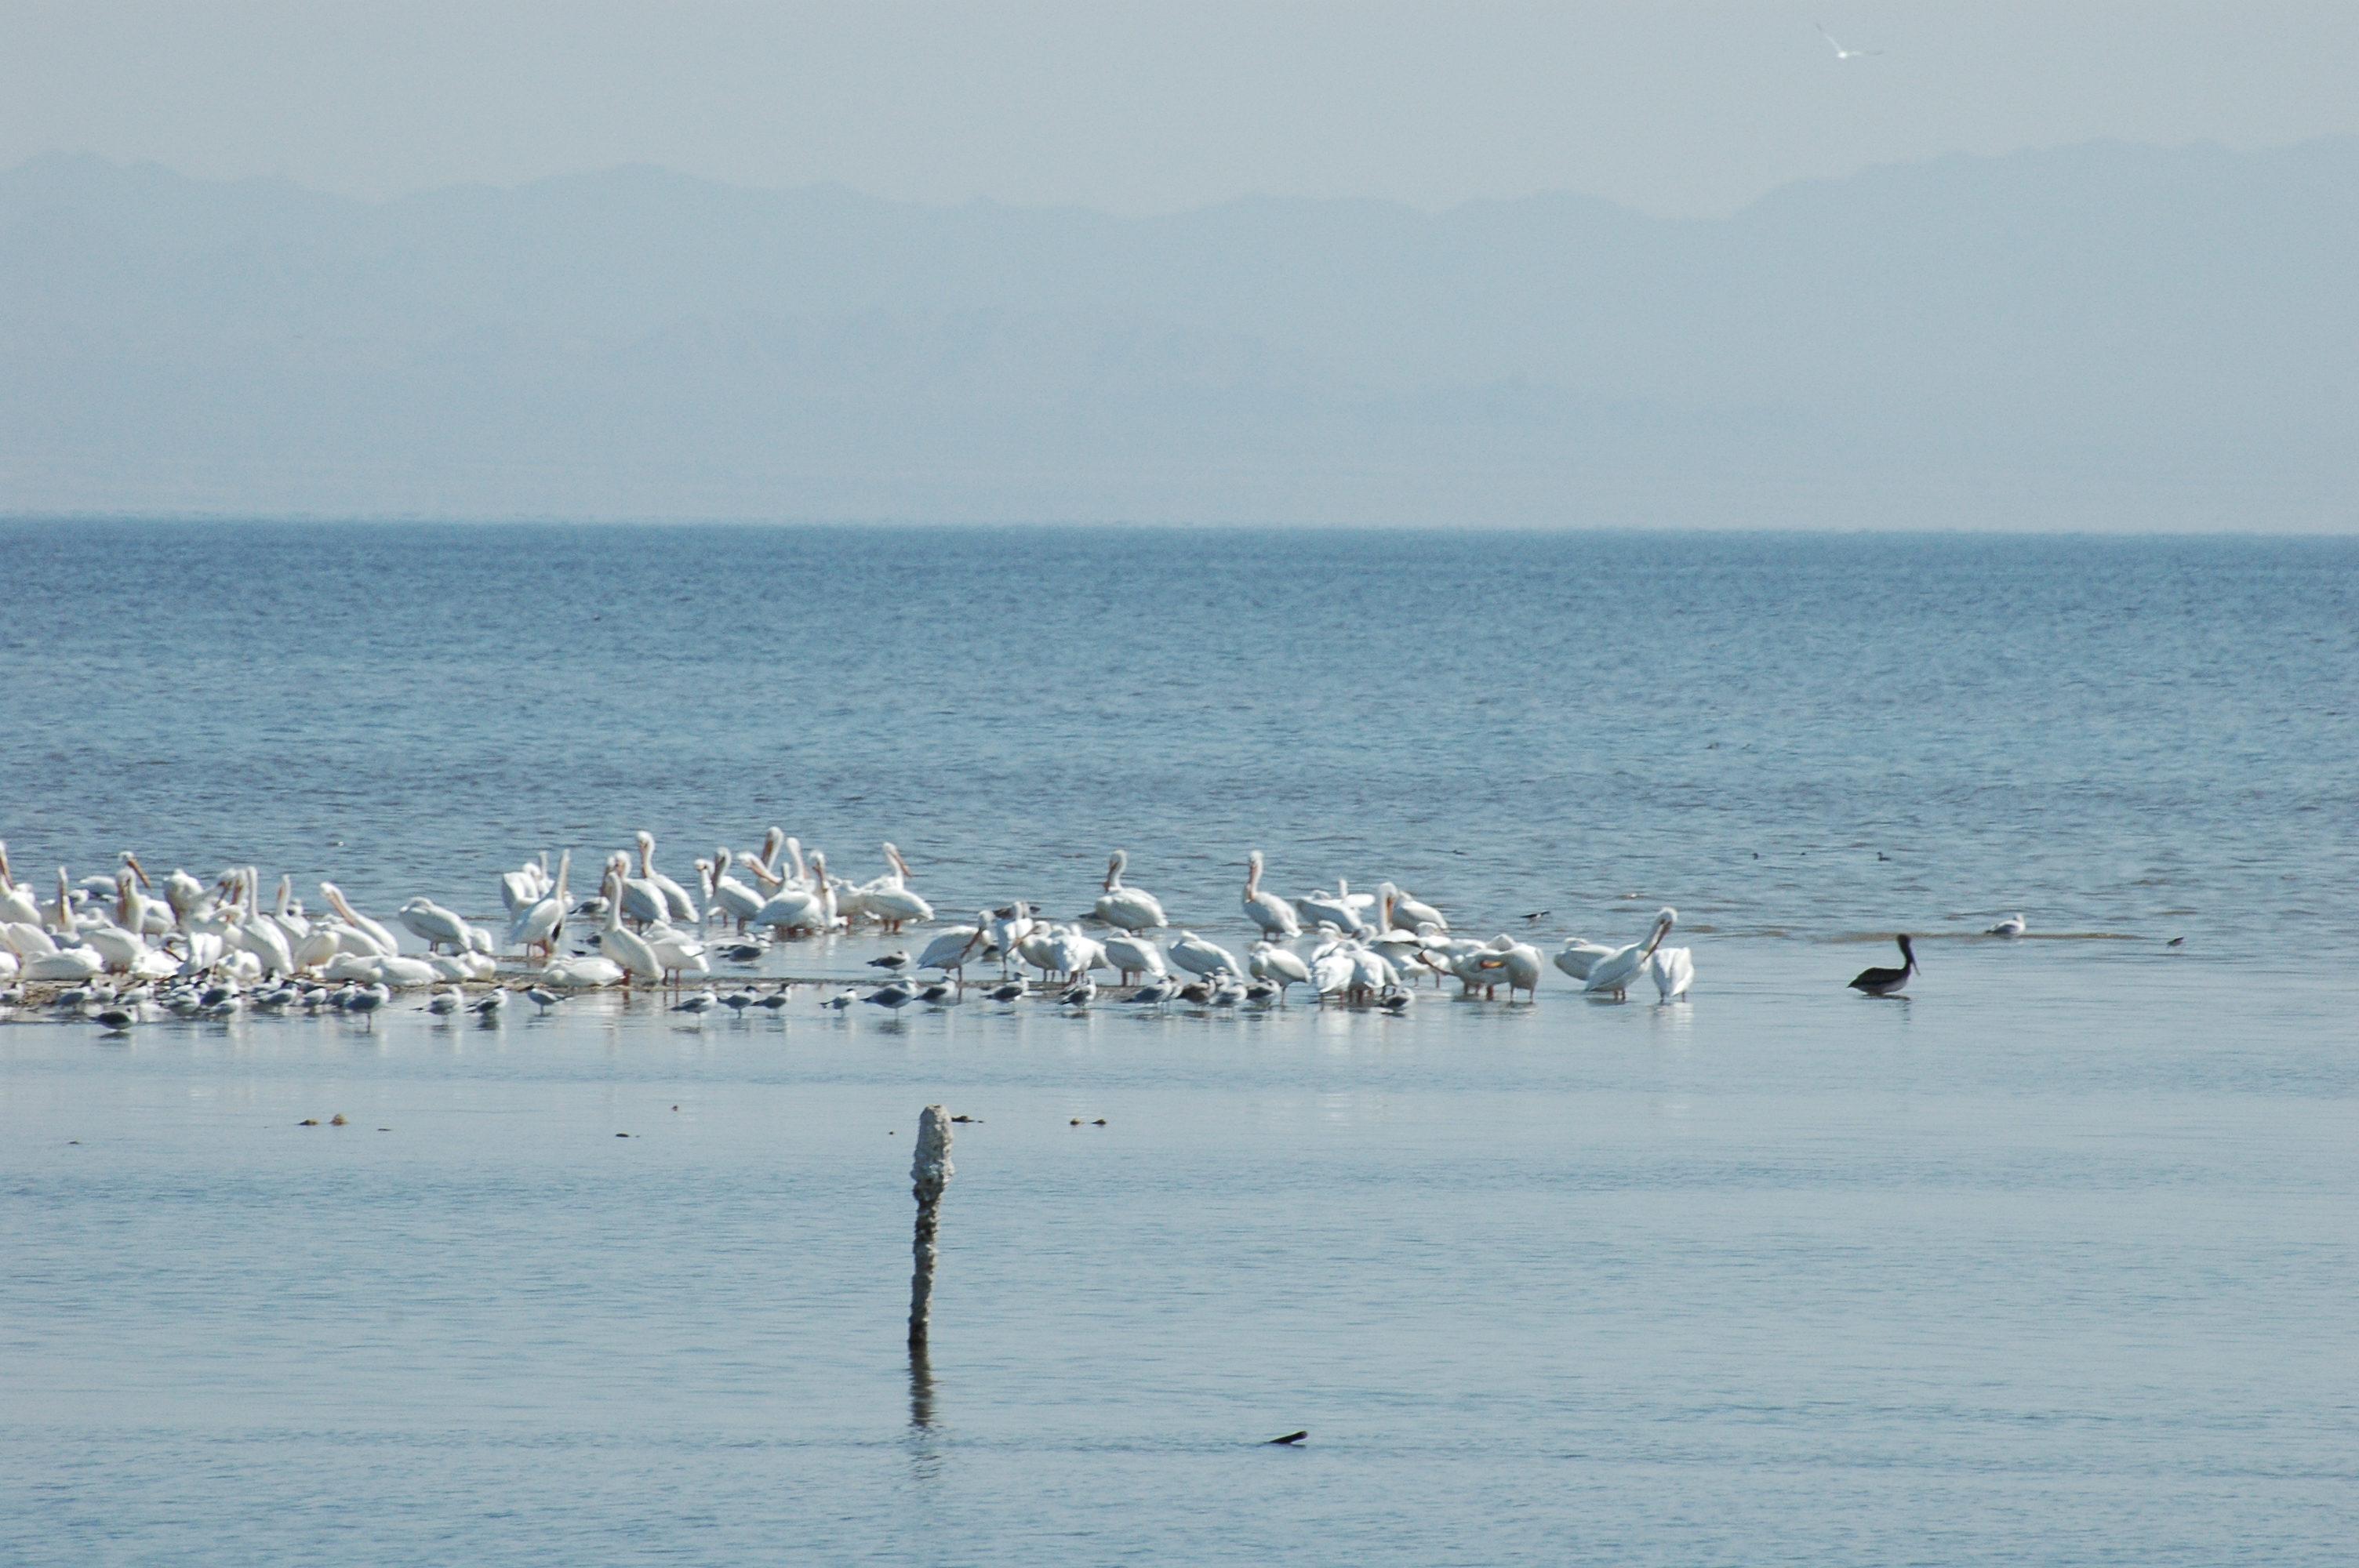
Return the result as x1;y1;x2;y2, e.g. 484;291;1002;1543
908;1344;936;1432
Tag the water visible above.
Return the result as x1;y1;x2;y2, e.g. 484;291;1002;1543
3;521;2357;1563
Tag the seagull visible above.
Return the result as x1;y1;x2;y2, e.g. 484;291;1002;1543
1520;910;1549;922
869;950;911;973
1986;913;2027;937
1817;24;1881;60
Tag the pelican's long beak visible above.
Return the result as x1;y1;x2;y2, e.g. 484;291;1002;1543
124;852;153;889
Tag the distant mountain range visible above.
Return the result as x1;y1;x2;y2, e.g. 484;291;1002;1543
3;140;2352;527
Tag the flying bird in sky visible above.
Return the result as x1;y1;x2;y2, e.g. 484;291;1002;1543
1817;24;1882;60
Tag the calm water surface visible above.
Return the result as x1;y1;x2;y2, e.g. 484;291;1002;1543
2;522;2355;1563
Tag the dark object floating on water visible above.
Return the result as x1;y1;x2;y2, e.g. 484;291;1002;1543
1849;935;1919;997
1521;911;1549;921
616;1132;631;1138
298;1119;318;1127
1877;852;1891;862
1093;1118;1107;1126
951;1114;980;1123
2168;936;2186;946
1266;1431;1308;1446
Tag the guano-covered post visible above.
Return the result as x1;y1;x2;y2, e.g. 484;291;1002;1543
908;1105;954;1349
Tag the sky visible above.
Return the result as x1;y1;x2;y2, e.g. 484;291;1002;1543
4;1;2356;218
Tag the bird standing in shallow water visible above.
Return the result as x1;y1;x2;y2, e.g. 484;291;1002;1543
1850;935;1920;996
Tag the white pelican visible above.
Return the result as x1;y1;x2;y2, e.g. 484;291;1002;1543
265;876;307;941
1583;909;1677;1000
987;901;1038;963
398;897;474;954
1648;946;1695;1002
751;853;827;936
1248;940;1311;1000
918;920;987;984
645;924;711;986
510;851;571;958
1380;883;1447;932
25;945;106;982
1094;851;1167;931
162;869;213;930
1169;931;1241;978
78;875;151;973
635;832;700;925
707;846;767;931
499;855;551;915
1295;886;1367;935
1850;935;1919;996
1553;938;1616;982
319;884;401;956
0;844;42;926
1986;914;2027;938
1242;852;1300;938
228;871;296;976
42;868;78;933
542;953;625;989
860;844;934;933
1101;931;1165;984
598;869;665;986
808;851;840;931
1311;944;1354;1000
1476;942;1544;1001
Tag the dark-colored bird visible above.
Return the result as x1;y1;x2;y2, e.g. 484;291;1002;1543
982;980;1027;1003
1849;935;1919;996
1521;911;1549;922
1266;1430;1308;1446
869;950;911;972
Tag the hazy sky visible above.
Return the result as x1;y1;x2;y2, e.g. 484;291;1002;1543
5;2;2356;216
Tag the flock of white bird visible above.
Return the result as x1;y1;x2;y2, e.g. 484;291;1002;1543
0;830;1698;1022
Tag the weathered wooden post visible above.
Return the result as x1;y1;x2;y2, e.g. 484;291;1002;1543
908;1105;954;1351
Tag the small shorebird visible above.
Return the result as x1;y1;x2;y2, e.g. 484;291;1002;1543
1850;935;1919;996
